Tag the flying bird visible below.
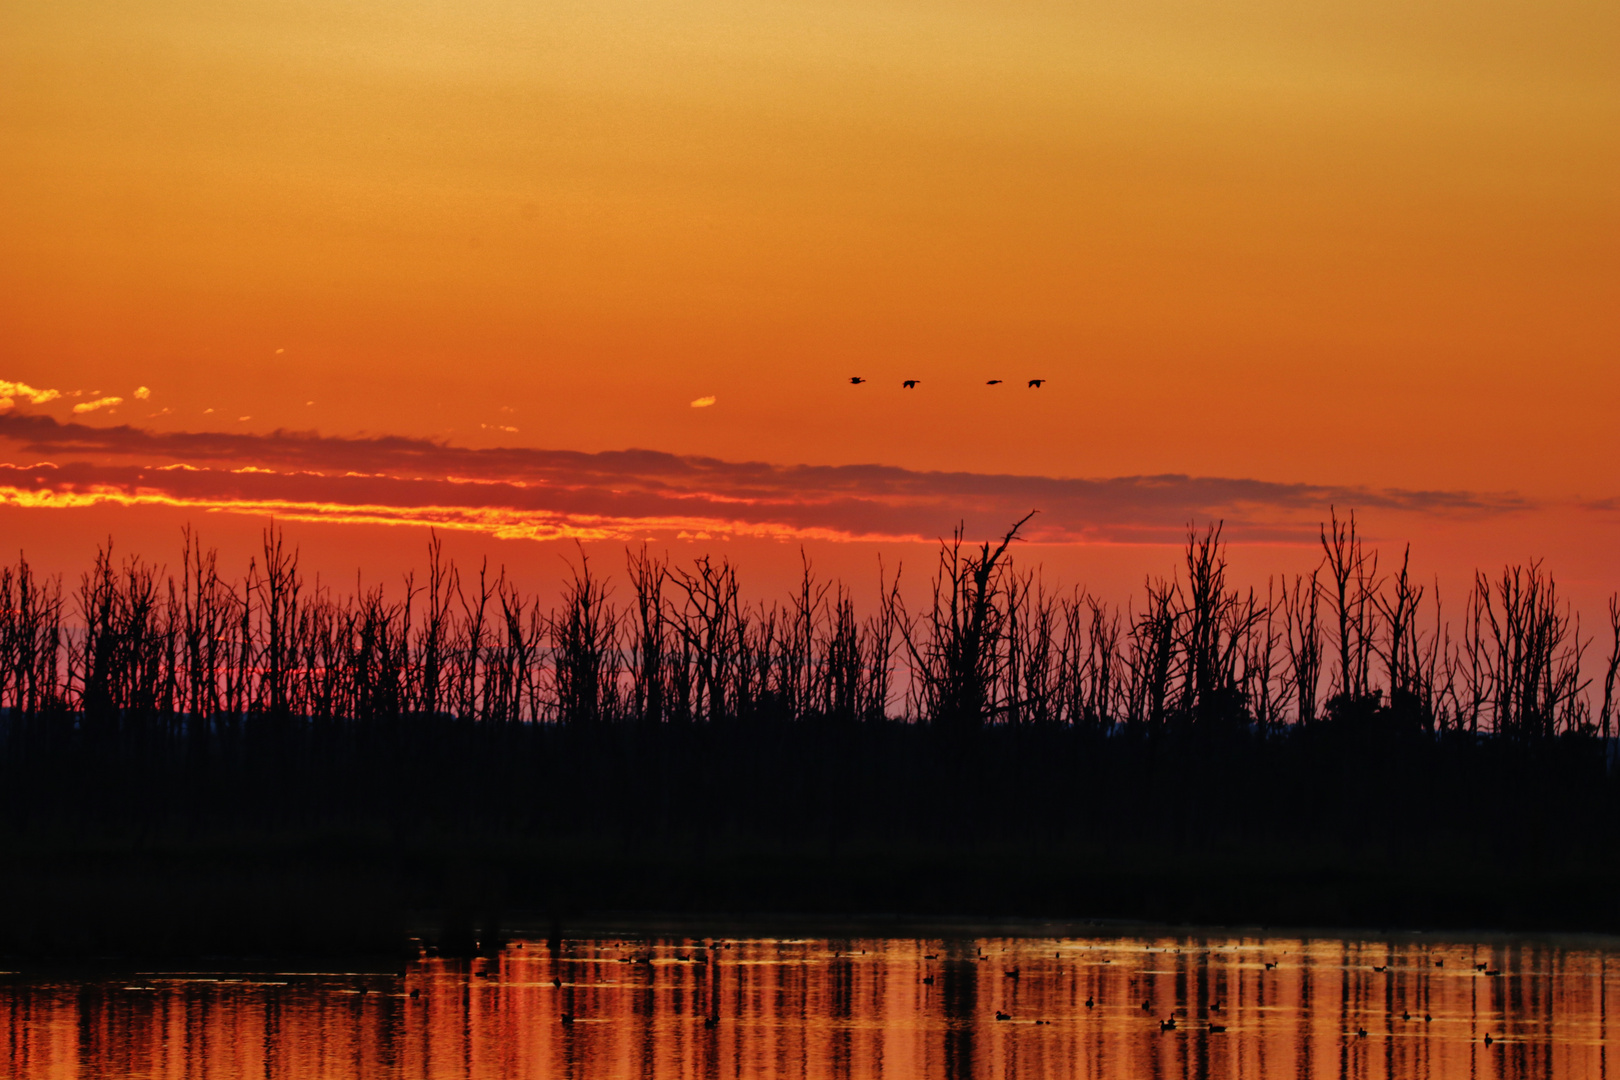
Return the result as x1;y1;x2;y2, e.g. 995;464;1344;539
849;377;866;385
986;379;1003;385
902;380;919;389
1028;379;1045;388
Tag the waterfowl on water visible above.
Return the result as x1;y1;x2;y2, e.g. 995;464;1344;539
1160;1017;1176;1031
1209;1025;1226;1033
995;1011;1011;1021
560;1013;574;1024
1085;997;1094;1009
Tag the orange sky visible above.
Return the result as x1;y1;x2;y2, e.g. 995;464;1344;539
0;0;1616;606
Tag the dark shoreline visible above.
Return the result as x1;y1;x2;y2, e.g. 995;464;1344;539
5;713;1618;961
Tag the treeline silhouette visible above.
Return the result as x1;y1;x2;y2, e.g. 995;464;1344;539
4;511;1617;736
3;512;1620;957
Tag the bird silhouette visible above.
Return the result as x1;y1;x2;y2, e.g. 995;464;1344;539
1484;1034;1493;1046
1085;997;1094;1009
902;379;919;389
995;1011;1011;1021
986;379;1003;385
849;377;866;385
1028;379;1045;388
1209;1024;1227;1033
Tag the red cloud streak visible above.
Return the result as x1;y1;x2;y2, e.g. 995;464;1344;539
0;415;1528;546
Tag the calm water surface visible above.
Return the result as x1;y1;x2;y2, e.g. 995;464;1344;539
4;930;1618;1078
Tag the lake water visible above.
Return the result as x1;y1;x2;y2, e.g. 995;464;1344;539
4;929;1616;1078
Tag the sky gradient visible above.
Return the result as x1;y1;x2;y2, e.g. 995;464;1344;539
0;0;1615;602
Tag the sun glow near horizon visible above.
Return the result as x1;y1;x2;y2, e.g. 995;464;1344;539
0;0;1615;588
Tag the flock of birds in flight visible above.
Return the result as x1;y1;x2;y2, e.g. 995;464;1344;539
849;377;1046;388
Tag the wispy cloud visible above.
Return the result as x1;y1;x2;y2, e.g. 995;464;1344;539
0;415;1533;545
71;396;124;414
690;396;716;408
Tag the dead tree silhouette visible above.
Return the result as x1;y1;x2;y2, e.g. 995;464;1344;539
903;512;1037;730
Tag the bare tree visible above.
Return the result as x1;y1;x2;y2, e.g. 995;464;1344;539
902;513;1035;730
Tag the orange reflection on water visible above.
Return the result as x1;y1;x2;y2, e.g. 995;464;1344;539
4;933;1618;1079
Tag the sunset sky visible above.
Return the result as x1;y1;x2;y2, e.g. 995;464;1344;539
1;0;1615;605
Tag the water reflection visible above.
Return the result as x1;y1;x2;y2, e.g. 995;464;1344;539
3;932;1615;1078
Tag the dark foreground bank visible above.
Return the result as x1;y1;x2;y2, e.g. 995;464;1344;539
3;718;1617;959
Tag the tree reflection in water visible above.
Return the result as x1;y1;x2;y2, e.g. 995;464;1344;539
2;932;1613;1079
